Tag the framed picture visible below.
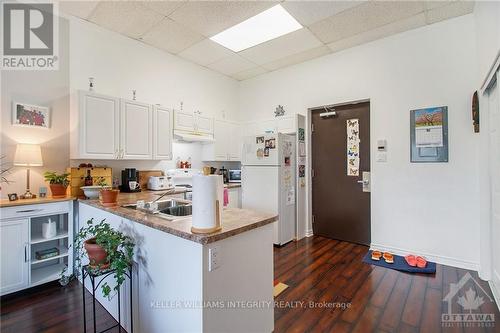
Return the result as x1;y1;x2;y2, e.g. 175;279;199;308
12;102;50;128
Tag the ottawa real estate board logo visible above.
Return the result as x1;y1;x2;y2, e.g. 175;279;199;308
442;272;495;328
1;2;58;70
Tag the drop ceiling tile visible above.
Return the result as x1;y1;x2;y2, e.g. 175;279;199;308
232;67;267;81
309;1;425;44
207;54;257;76
178;39;235;66
425;1;475;25
142;1;187;17
423;0;456;11
168;1;277;37
282;0;365;26
239;28;323;65
59;1;99;19
327;13;426;53
141;18;204;54
262;45;331;71
89;1;165;39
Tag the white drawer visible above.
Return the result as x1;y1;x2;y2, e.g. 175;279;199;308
0;201;71;220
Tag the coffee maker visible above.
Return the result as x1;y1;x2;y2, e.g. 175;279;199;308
119;168;141;192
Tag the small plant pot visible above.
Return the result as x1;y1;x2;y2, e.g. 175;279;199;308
100;189;119;207
84;238;110;269
49;184;67;198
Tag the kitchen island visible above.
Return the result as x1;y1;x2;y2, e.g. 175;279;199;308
78;191;276;333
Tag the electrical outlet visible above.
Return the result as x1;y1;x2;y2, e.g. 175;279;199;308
208;246;221;271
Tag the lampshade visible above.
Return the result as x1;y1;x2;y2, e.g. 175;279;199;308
14;144;43;166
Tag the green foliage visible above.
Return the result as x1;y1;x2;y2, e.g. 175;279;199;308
95;177;108;187
43;171;69;187
63;218;135;300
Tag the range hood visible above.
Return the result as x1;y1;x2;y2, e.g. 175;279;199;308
173;130;215;143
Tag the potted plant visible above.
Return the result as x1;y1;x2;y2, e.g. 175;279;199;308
97;177;119;206
44;171;69;198
64;218;135;299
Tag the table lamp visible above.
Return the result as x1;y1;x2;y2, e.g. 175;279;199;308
14;144;43;199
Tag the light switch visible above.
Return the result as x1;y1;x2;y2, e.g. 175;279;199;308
376;152;387;162
377;139;387;151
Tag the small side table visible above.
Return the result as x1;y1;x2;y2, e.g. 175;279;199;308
82;265;133;333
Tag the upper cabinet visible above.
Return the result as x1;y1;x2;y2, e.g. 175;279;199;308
72;91;172;160
76;91;120;159
120;99;152;160
203;119;241;162
242;115;297;136
174;110;214;135
153;106;173;160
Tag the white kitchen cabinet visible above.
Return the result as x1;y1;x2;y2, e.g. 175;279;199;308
0;219;29;295
0;201;73;296
242;115;297;136
174;110;214;135
76;91;120;159
203;119;241;161
226;187;242;208
120;99;153;160
153;106;173;160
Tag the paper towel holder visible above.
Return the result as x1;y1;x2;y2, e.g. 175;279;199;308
191;200;222;234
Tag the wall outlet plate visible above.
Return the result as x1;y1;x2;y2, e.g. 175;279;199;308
208;246;221;271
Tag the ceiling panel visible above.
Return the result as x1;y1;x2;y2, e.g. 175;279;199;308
142;1;187;17
262;45;331;71
239;28;323;65
179;39;234;66
425;1;474;24
282;0;365;26
58;1;99;19
207;54;257;76
88;1;165;39
232;67;267;81
168;1;277;37
309;1;425;44
141;18;204;54
328;13;426;53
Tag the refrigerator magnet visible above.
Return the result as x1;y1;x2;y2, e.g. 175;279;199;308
264;148;270;157
257;148;264;158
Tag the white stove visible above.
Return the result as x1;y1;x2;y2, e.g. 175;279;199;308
166;169;201;199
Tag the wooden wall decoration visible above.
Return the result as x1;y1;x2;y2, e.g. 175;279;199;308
472;91;480;133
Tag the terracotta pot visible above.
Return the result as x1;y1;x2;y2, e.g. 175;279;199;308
49;184;67;198
84;238;110;269
100;189;119;207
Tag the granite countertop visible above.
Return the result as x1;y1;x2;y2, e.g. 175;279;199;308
0;196;75;208
79;191;276;245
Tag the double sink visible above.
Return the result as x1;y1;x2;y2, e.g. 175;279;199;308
121;199;192;220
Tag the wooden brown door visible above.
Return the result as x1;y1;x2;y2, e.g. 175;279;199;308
311;102;370;245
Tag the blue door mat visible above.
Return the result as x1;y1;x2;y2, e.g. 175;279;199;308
362;251;436;274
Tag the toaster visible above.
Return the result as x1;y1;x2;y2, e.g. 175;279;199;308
147;176;173;191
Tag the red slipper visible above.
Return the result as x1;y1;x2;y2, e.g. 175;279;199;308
405;254;417;267
416;256;427;268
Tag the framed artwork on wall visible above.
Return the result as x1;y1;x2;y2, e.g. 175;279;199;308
12;102;50;128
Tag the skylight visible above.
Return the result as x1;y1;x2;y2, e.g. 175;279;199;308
210;5;303;53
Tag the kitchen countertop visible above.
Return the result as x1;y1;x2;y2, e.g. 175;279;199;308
0;196;75;208
79;190;276;245
224;183;241;189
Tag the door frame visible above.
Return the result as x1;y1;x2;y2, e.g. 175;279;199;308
306;98;371;239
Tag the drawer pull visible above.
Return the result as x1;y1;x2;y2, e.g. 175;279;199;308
15;209;43;213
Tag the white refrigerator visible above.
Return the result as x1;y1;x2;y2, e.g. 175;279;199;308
241;133;296;245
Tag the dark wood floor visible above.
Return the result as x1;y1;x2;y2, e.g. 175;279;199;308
1;236;499;333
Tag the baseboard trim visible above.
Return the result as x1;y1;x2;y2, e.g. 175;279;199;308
305;229;314;237
370;242;480;271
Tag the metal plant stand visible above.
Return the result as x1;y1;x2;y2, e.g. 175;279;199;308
82;265;133;333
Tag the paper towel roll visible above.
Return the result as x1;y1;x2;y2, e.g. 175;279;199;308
191;175;224;234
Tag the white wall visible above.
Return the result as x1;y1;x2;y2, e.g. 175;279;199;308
0;15;240;198
238;15;480;269
475;1;500;86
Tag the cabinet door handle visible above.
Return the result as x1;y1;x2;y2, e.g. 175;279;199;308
16;209;42;213
114;149;119;159
120;149;125;159
24;243;28;262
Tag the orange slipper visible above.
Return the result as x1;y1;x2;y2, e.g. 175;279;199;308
371;250;382;261
405;254;417;267
383;252;394;264
416;256;427;268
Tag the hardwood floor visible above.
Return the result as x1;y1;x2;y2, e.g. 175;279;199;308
1;236;499;332
274;236;500;333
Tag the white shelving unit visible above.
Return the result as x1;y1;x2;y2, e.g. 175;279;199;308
0;201;73;296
